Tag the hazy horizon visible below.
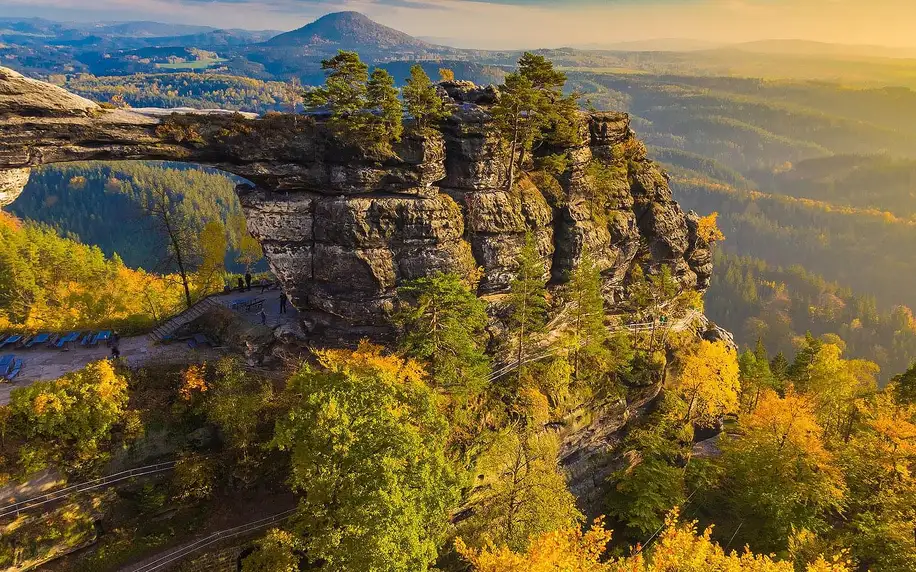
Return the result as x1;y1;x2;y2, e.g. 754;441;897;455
2;0;916;51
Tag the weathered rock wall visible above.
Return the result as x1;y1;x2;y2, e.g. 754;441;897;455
0;67;712;342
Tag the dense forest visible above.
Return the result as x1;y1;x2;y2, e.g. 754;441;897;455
706;250;916;380
0;212;186;333
8;161;256;271
54;73;297;113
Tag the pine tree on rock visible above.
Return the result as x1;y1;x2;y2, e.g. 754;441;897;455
402;64;450;132
366;68;403;153
305;50;369;145
491;53;577;192
508;233;549;388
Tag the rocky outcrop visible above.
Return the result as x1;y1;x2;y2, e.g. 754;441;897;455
0;67;713;342
0;167;29;208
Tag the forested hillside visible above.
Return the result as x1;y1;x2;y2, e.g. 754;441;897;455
563;70;916;368
0;212;185;333
8;162;251;270
706;250;916;378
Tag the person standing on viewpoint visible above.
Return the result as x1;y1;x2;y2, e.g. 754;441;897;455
245;272;252;292
280;292;288;314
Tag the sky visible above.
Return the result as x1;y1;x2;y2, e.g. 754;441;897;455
1;0;916;50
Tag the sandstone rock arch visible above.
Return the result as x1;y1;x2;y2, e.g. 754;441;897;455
0;67;712;342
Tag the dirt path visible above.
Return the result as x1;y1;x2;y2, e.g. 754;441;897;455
0;289;300;405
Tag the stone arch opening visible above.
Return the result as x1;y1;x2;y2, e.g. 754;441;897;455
5;160;263;273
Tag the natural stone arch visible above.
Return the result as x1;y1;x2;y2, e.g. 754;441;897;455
0;66;714;343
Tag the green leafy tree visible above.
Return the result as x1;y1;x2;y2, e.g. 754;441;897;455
738;340;776;411
8;360;129;470
271;344;460;572
395;273;490;395
605;406;690;540
457;430;582;552
402;64;450;132
242;529;303;572
713;390;845;553
837;394;916;571
791;337;879;441
508;233;549;388
205;357;274;458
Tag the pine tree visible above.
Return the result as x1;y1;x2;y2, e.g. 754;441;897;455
565;253;609;383
770;352;790;384
788;332;824;388
366;68;403;153
305;50;369;145
508;233;548;387
491;53;578;191
402;64;449;132
395;273;490;395
891;362;916;405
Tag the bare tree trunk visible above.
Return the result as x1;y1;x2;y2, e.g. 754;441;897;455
149;193;194;309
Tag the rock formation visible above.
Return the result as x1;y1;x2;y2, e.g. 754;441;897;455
0;67;712;342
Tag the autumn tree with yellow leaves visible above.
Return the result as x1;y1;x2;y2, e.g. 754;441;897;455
672;340;741;426
5;361;129;472
458;511;851;572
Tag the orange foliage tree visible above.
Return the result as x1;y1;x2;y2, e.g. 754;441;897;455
0;212;185;333
458;510;851;572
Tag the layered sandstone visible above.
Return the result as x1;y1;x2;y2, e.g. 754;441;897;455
0;67;712;341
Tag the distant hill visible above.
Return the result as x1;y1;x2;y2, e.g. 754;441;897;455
575;38;725;52
263;11;431;51
81;21;214;38
729;39;916;60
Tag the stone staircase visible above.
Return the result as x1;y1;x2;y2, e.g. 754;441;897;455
148;297;221;343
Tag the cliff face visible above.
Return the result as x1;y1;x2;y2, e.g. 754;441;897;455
0;67;712;341
241;84;712;339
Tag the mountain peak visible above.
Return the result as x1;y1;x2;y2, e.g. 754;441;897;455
263;11;429;51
